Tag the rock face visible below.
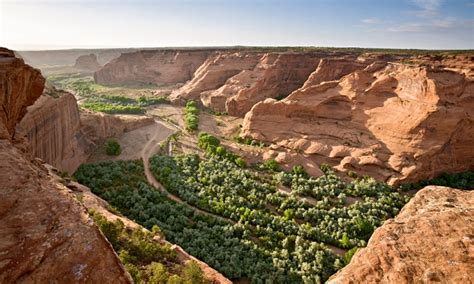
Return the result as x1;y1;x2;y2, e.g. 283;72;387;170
0;47;131;283
170;52;262;103
328;186;474;283
94;50;210;86
74;54;102;71
0;48;45;140
242;61;474;184
212;52;323;116
17;87;154;174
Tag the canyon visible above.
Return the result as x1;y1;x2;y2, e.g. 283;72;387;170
95;48;473;184
2;46;473;283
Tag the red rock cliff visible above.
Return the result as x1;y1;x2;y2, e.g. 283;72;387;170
328;186;474;283
94;49;210;86
0;47;131;283
242;61;474;184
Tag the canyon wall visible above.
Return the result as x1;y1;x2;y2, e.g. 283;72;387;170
0;47;131;283
242;61;474;184
74;53;102;71
16;86;154;174
93;48;473;183
328;186;474;283
94;49;211;86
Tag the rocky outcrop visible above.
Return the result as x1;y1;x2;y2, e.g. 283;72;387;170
170;52;262;103
80;111;154;146
16;89;92;173
0;48;45;140
0;47;131;283
16;87;154;174
208;52;323;116
74;54;102;71
94;50;210;86
242;62;474;184
328;186;474;283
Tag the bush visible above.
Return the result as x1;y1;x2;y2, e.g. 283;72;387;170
235;157;246;168
182;261;208;284
344;247;360;264
105;139;121;156
292;165;307;177
264;159;280;171
148;262;168;284
184;101;200;131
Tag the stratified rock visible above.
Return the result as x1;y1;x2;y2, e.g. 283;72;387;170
170;52;262;104
17;87;154;174
0;47;44;140
242;62;474;184
328;186;474;283
74;54;102;71
216;52;323;116
0;47;130;283
94;50;210;86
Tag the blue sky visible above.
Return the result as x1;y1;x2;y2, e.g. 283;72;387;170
1;0;473;50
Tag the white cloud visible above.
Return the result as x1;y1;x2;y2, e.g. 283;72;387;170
412;0;442;17
361;18;380;24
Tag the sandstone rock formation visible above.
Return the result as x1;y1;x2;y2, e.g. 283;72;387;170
242;61;474;184
170;52;262;103
74;53;102;71
328;186;474;283
0;47;131;283
94;49;210;86
0;48;45;140
17;86;154;174
208;52;323;116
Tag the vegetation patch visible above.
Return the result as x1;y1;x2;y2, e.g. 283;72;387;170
105;138;122;156
90;210;208;283
184;101;199;131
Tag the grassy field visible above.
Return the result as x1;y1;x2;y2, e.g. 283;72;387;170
47;74;169;114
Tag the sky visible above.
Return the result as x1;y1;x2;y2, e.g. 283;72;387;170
1;0;473;50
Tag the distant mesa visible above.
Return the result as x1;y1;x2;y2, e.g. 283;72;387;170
74;53;102;71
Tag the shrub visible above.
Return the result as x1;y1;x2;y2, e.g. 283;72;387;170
264;159;280;171
182;261;208;284
344;247;359;264
235;157;246;168
105;139;121;156
148;262;168;284
292;165;307;177
184;101;200;131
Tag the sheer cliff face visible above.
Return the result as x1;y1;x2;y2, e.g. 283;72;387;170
328;186;474;283
94;50;210;86
16;90;94;173
242;62;474;184
16;88;154;174
0;48;130;283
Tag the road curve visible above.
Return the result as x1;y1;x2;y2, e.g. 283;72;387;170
141;119;235;224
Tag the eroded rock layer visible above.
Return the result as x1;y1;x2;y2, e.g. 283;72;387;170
94;49;210;86
74;54;102;71
17;87;154;174
242;61;474;184
0;47;130;283
328;186;474;283
170;52;262;103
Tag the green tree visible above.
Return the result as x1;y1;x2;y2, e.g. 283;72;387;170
105;139;121;156
182;261;208;284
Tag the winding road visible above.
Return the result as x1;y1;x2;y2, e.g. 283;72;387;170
141;119;235;224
